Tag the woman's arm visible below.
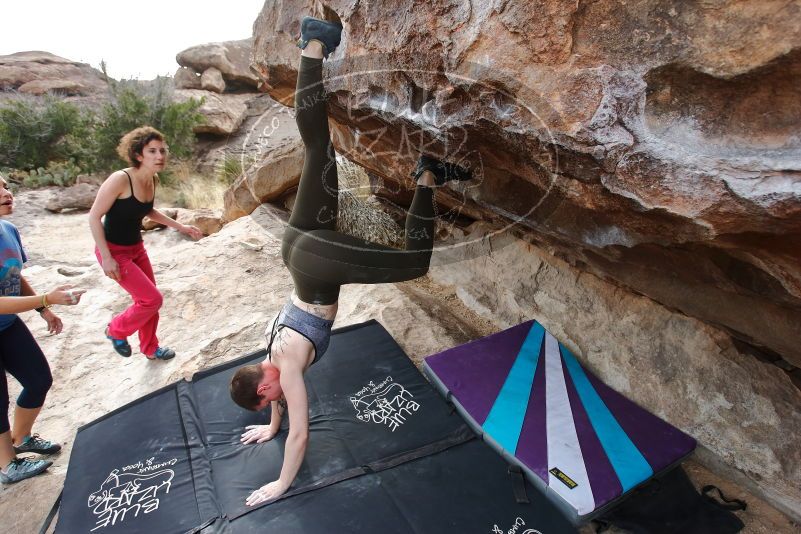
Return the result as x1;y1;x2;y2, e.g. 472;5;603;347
146;209;204;240
0;295;49;315
245;363;309;506
88;172;126;280
0;279;84;315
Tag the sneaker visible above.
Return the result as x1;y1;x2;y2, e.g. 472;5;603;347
105;326;132;357
298;16;343;59
147;346;176;361
0;457;52;484
13;434;61;455
411;155;473;186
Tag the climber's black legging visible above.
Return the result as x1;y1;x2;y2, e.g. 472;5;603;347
281;56;435;305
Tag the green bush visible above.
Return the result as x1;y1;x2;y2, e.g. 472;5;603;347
0;76;205;187
20;160;84;188
0;96;93;171
93;78;205;170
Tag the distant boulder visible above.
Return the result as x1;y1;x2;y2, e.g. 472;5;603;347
0;51;108;95
176;39;259;89
174;89;251;135
174;66;201;90
201;67;226;93
44;182;98;212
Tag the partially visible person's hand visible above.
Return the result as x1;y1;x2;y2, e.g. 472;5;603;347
180;224;204;240
101;255;121;281
245;479;290;507
46;285;86;306
241;425;277;445
40;309;63;335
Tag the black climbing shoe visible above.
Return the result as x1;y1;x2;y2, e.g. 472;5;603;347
411;155;473;186
147;346;176;361
105;326;132;357
298;16;343;59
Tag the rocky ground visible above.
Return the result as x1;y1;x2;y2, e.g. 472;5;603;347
0;189;795;533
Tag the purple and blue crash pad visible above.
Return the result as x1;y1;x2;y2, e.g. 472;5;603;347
423;320;697;524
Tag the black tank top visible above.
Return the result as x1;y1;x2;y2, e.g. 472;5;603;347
103;170;155;245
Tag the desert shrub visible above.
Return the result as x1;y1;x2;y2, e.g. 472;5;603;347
92;77;205;170
0;95;93;171
217;153;246;184
19;159;84;188
0;78;205;187
335;156;403;248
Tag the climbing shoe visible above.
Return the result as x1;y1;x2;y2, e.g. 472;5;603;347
0;457;52;484
13;434;61;455
298;16;343;59
411;154;473;186
148;346;176;361
105;326;132;357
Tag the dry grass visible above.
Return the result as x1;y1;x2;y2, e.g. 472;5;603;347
157;159;226;210
336;156;404;248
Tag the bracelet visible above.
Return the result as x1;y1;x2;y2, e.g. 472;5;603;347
35;306;45;314
42;294;52;310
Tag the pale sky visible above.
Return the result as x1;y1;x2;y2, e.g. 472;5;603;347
1;1;266;80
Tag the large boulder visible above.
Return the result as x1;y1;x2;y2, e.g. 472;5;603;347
44;183;98;212
174;66;201;89
252;2;801;366
201;67;226;93
222;138;304;222
175;207;223;235
250;0;801;518
0;51;108;95
251;3;801;363
176;39;260;89
174;89;251;135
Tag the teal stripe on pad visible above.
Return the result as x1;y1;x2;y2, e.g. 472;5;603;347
560;345;653;491
482;322;545;453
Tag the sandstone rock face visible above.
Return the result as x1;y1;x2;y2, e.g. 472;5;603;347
44;183;98;212
0;51;108;95
252;1;801;368
222;138;304;222
192;93;290;173
203;97;304;222
174;89;251;135
251;0;801;517
174;66;201;89
201;67;226;93
176;39;260;89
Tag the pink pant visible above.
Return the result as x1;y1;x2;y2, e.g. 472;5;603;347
96;242;162;356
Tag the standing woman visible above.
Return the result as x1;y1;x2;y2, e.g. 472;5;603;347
0;173;85;484
89;127;202;361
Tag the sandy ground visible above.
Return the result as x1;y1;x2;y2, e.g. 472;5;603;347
0;188;797;533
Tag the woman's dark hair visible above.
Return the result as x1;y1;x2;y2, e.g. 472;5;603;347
116;126;166;167
230;364;266;410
